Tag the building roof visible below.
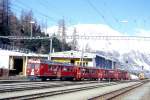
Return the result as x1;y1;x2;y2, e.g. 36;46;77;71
50;50;96;59
0;49;48;58
50;50;118;62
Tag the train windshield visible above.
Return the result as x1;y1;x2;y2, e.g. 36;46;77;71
27;63;40;68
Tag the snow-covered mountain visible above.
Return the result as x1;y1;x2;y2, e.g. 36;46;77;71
47;24;150;77
106;50;150;78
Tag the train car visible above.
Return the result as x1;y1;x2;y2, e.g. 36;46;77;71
27;59;60;81
122;70;130;80
76;67;98;80
57;65;76;80
116;70;130;80
138;72;145;80
75;67;105;81
74;67;89;80
105;69;119;80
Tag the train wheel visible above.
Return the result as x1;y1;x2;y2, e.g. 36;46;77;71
41;77;47;81
60;77;65;81
72;77;76;81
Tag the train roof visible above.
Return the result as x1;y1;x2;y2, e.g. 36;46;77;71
28;59;75;66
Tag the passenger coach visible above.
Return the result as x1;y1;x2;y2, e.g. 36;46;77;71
26;59;130;81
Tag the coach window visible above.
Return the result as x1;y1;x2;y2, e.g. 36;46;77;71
81;68;85;73
92;69;96;73
63;67;67;71
30;63;35;68
35;64;40;69
85;69;89;73
53;66;57;71
67;67;71;72
48;65;52;71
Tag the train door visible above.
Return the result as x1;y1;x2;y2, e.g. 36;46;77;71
27;63;35;76
75;67;81;80
57;65;63;79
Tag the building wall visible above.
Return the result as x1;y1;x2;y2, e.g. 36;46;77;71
51;57;93;67
95;56;114;69
105;59;112;69
95;56;105;68
0;55;9;69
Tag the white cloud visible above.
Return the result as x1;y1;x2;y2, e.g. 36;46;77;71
47;24;150;54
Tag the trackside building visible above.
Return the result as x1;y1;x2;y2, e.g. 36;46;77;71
50;50;117;69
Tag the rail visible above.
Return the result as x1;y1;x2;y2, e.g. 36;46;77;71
0;82;118;100
89;79;149;100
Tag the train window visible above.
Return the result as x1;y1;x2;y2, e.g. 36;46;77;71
67;67;71;72
28;63;35;68
48;65;52;70
48;65;57;71
52;66;58;71
35;64;40;69
62;67;72;72
85;69;89;73
91;69;96;73
63;67;67;71
81;68;85;73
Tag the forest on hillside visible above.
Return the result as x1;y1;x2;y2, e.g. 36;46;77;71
0;0;71;54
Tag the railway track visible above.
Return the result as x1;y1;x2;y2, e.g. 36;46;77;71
89;79;150;100
0;80;145;100
0;80;135;93
0;81;104;93
0;82;119;100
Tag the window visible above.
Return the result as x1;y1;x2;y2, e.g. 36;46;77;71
85;69;89;73
48;65;58;71
35;64;40;69
81;68;86;73
63;67;67;71
27;63;35;68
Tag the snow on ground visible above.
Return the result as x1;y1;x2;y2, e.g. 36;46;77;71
130;74;139;80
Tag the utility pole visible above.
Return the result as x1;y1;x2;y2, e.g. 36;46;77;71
49;37;52;60
58;18;66;51
30;21;34;37
72;27;77;50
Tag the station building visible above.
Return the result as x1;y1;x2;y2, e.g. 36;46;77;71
0;49;48;76
50;50;117;69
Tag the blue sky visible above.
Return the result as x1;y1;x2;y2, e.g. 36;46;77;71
12;0;150;35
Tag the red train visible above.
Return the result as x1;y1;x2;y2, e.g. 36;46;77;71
26;59;130;81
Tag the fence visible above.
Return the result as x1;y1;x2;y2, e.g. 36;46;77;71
0;44;32;54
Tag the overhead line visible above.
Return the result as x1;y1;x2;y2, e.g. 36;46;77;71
1;35;150;41
102;1;121;28
13;0;58;22
85;0;113;28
